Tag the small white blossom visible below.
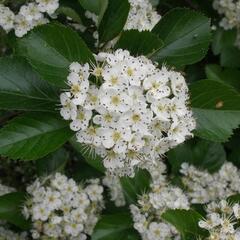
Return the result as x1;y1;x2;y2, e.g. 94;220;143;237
60;50;195;176
23;173;104;239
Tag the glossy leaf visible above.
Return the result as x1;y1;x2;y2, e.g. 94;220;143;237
152;8;211;66
0;56;58;112
36;148;69;176
162;209;208;238
56;6;83;23
0;113;74;160
190;80;240;142
168;140;226;174
205;64;240;91
212;29;236;55
115;30;164;56
16;23;94;87
120;169;151;204
92;213;140;240
98;0;130;43
78;0;108;15
0;192;30;230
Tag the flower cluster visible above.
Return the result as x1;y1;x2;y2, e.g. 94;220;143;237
0;227;27;240
180;162;240;204
199;200;240;239
213;0;240;48
130;162;190;240
23;173;104;239
60;49;195;176
125;0;161;31
0;0;59;37
102;173;126;207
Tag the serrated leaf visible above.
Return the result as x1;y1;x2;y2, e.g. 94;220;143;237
0;192;30;230
115;30;164;56
162;209;207;238
190;80;240;142
36;148;69;176
168;140;226;174
98;0;130;43
16;23;94;87
70;137;105;173
205;64;240;91
0;56;58;112
92;213;140;240
152;8;211;66
0;113;74;160
120;169;151;204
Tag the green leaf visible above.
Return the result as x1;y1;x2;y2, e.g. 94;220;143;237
227;194;240;204
190;80;240;142
92;213;140;240
120;169;151;204
205;64;240;91
0;192;30;230
56;6;83;23
0;113;74;160
212;28;237;55
115;30;164;56
152;8;211;66
0;56;58;112
168;140;226;174
98;0;130;43
36;148;69;176
78;0;108;15
162;209;207;238
220;46;240;68
70;137;105;173
16;23;94;87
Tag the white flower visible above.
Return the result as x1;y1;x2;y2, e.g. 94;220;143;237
100;124;132;153
99;88;131;113
233;204;240;219
36;0;59;15
147;222;171;239
76;125;102;147
23;173;104;239
84;85;99;110
151;98;171;121
14;14;33;37
67;69;90;105
60;92;77;120
70;108;92;131
60;50;195;176
130;161;189;240
0;5;14;32
19;3;42;21
64;223;83;237
125;0;161;31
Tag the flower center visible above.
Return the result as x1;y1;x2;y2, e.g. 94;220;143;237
112;131;121;141
111;96;120;106
110;76;119;85
127;67;134;76
104;114;113;123
71;84;81;94
93;67;103;77
132;114;141;123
